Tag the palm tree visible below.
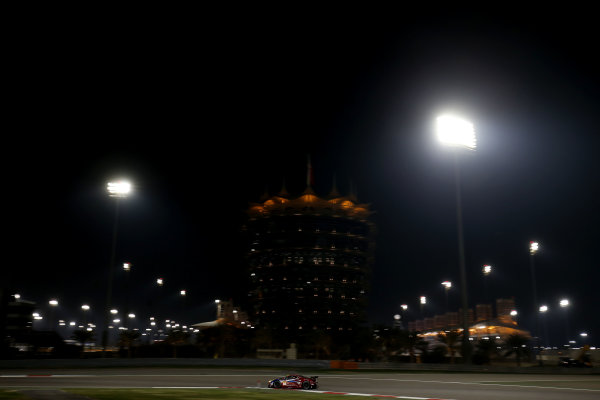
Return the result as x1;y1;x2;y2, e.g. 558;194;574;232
118;330;141;358
166;329;190;358
504;333;530;366
71;330;95;357
437;330;461;364
400;331;424;363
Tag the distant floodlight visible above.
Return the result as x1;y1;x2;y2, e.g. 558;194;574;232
81;304;90;311
510;310;518;316
180;290;186;296
123;262;131;271
539;305;548;313
442;281;452;289
580;332;588;337
436;115;476;150
420;296;427;305
49;299;58;306
483;265;492;275
560;299;569;307
156;278;163;286
401;304;408;311
107;180;132;198
530;241;539;255
110;309;118;314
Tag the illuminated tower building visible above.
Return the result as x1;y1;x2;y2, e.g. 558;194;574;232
244;179;374;335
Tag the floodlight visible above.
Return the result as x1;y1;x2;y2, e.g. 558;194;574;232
436;115;476;150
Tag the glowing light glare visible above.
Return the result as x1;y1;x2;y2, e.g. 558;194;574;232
436;115;476;150
420;296;427;305
393;314;401;320
128;313;135;318
560;299;570;307
442;281;452;289
401;304;408;310
49;299;58;306
483;265;492;275
107;180;132;197
530;241;539;254
81;304;90;310
539;305;548;313
156;278;163;286
110;309;118;314
580;332;588;337
123;262;131;271
510;310;518;316
180;290;186;296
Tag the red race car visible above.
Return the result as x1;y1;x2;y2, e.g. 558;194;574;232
268;374;318;389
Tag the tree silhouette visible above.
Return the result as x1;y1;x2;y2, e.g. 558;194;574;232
437;330;461;364
118;330;141;358
71;330;95;356
504;333;530;366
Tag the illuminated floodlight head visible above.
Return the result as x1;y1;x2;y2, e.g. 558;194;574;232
180;290;186;296
81;304;90;311
420;296;427;305
483;265;492;275
49;299;58;306
107;180;132;198
401;304;408;311
436;115;476;150
393;314;401;320
441;281;452;289
156;278;163;286
123;262;131;271
580;332;588;337
510;310;518;316
529;241;539;255
110;309;118;314
560;299;569;308
539;305;548;313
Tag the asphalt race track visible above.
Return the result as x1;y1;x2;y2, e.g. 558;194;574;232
1;368;599;400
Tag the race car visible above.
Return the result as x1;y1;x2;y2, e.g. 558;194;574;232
268;374;318;389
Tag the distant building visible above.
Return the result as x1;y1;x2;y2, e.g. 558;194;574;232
410;298;529;342
243;179;375;335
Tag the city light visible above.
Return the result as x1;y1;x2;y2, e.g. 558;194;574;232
539;305;548;313
581;332;588;337
435;115;476;150
180;290;186;296
110;309;118;314
107;180;132;198
560;299;570;307
510;310;518;316
123;262;131;271
157;278;163;286
483;265;492;275
420;296;427;305
441;281;452;289
81;304;90;310
48;299;58;306
401;304;408;310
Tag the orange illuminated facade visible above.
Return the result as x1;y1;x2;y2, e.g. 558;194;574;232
244;183;375;334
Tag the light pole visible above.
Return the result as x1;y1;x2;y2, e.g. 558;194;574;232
419;296;426;318
103;179;131;354
482;265;492;303
529;241;541;364
560;298;570;346
48;299;58;331
539;305;549;347
436;114;476;363
441;281;452;312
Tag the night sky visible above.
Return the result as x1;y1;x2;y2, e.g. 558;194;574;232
5;8;599;347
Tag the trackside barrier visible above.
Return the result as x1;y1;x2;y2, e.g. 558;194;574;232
330;360;358;369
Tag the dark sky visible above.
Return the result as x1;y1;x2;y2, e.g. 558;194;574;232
5;8;599;346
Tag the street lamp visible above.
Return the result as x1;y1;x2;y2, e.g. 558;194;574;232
102;179;132;354
436;113;475;363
